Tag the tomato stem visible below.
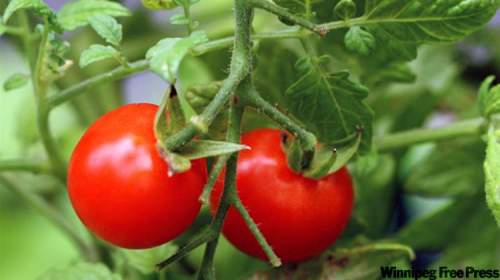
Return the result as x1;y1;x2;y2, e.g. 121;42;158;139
0;160;52;174
245;90;317;151
232;197;282;267
249;0;320;34
376;118;485;152
199;154;230;204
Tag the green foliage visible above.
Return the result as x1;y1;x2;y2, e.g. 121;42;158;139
344;26;376;55
89;15;123;47
3;0;50;24
37;262;122;280
404;140;484;197
57;0;130;31
478;76;500;118
146;31;208;83
3;73;29;92
285;57;373;151
334;0;357;20
79;44;119;68
484;129;500;226
121;244;177;274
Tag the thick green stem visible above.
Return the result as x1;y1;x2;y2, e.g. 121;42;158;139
249;0;320;34
0;175;99;261
197;103;244;280
31;18;66;177
47;60;149;108
245;91;317;151
232;197;281;266
0;160;51;174
199;154;230;204
376;118;485;152
164;0;253;151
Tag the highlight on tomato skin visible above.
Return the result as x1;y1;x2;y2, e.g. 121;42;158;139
210;128;354;263
67;103;207;249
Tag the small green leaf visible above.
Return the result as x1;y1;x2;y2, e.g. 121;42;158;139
121;243;177;274
484;129;500;226
146;31;208;83
177;140;250;160
3;73;29;92
4;0;43;23
89;15;122;46
37;262;121;280
170;14;190;25
58;0;130;31
478;75;500;118
345;27;376;56
142;0;179;10
285;57;373;151
334;0;356;20
79;44;119;68
303;134;361;179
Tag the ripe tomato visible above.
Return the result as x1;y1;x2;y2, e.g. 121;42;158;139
211;128;354;263
68;103;206;249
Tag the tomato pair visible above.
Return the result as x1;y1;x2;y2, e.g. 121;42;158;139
68;104;354;263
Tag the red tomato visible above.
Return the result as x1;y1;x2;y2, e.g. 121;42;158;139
211;128;354;263
68;103;206;249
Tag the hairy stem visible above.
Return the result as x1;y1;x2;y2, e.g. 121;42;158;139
47;60;150;108
0;175;99;261
376;118;485;152
245;90;317;151
249;0;320;34
232;197;282;266
199;154;230;204
197;103;244;280
32;17;66;177
0;160;51;174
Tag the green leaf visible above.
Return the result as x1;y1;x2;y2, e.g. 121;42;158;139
431;200;500;267
79;44;119;68
339;0;497;61
404;140;484;197
272;0;306;15
3;0;47;23
334;0;357;20
121;243;177;274
3;0;61;31
484;129;500;226
3;73;29;92
304;134;361;179
344;26;376;56
146;31;209;83
57;0;130;31
37;262;121;280
170;14;190;25
89;15;122;46
177;140;250;160
395;199;477;250
142;0;179;10
478;75;500;118
285;57;373;151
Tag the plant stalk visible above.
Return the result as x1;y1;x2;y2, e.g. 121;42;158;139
376;118;485;152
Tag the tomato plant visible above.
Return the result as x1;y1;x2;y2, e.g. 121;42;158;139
211;128;354;263
0;0;499;279
68;103;207;249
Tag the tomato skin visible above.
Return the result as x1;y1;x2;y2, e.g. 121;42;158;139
68;103;206;249
211;128;354;263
